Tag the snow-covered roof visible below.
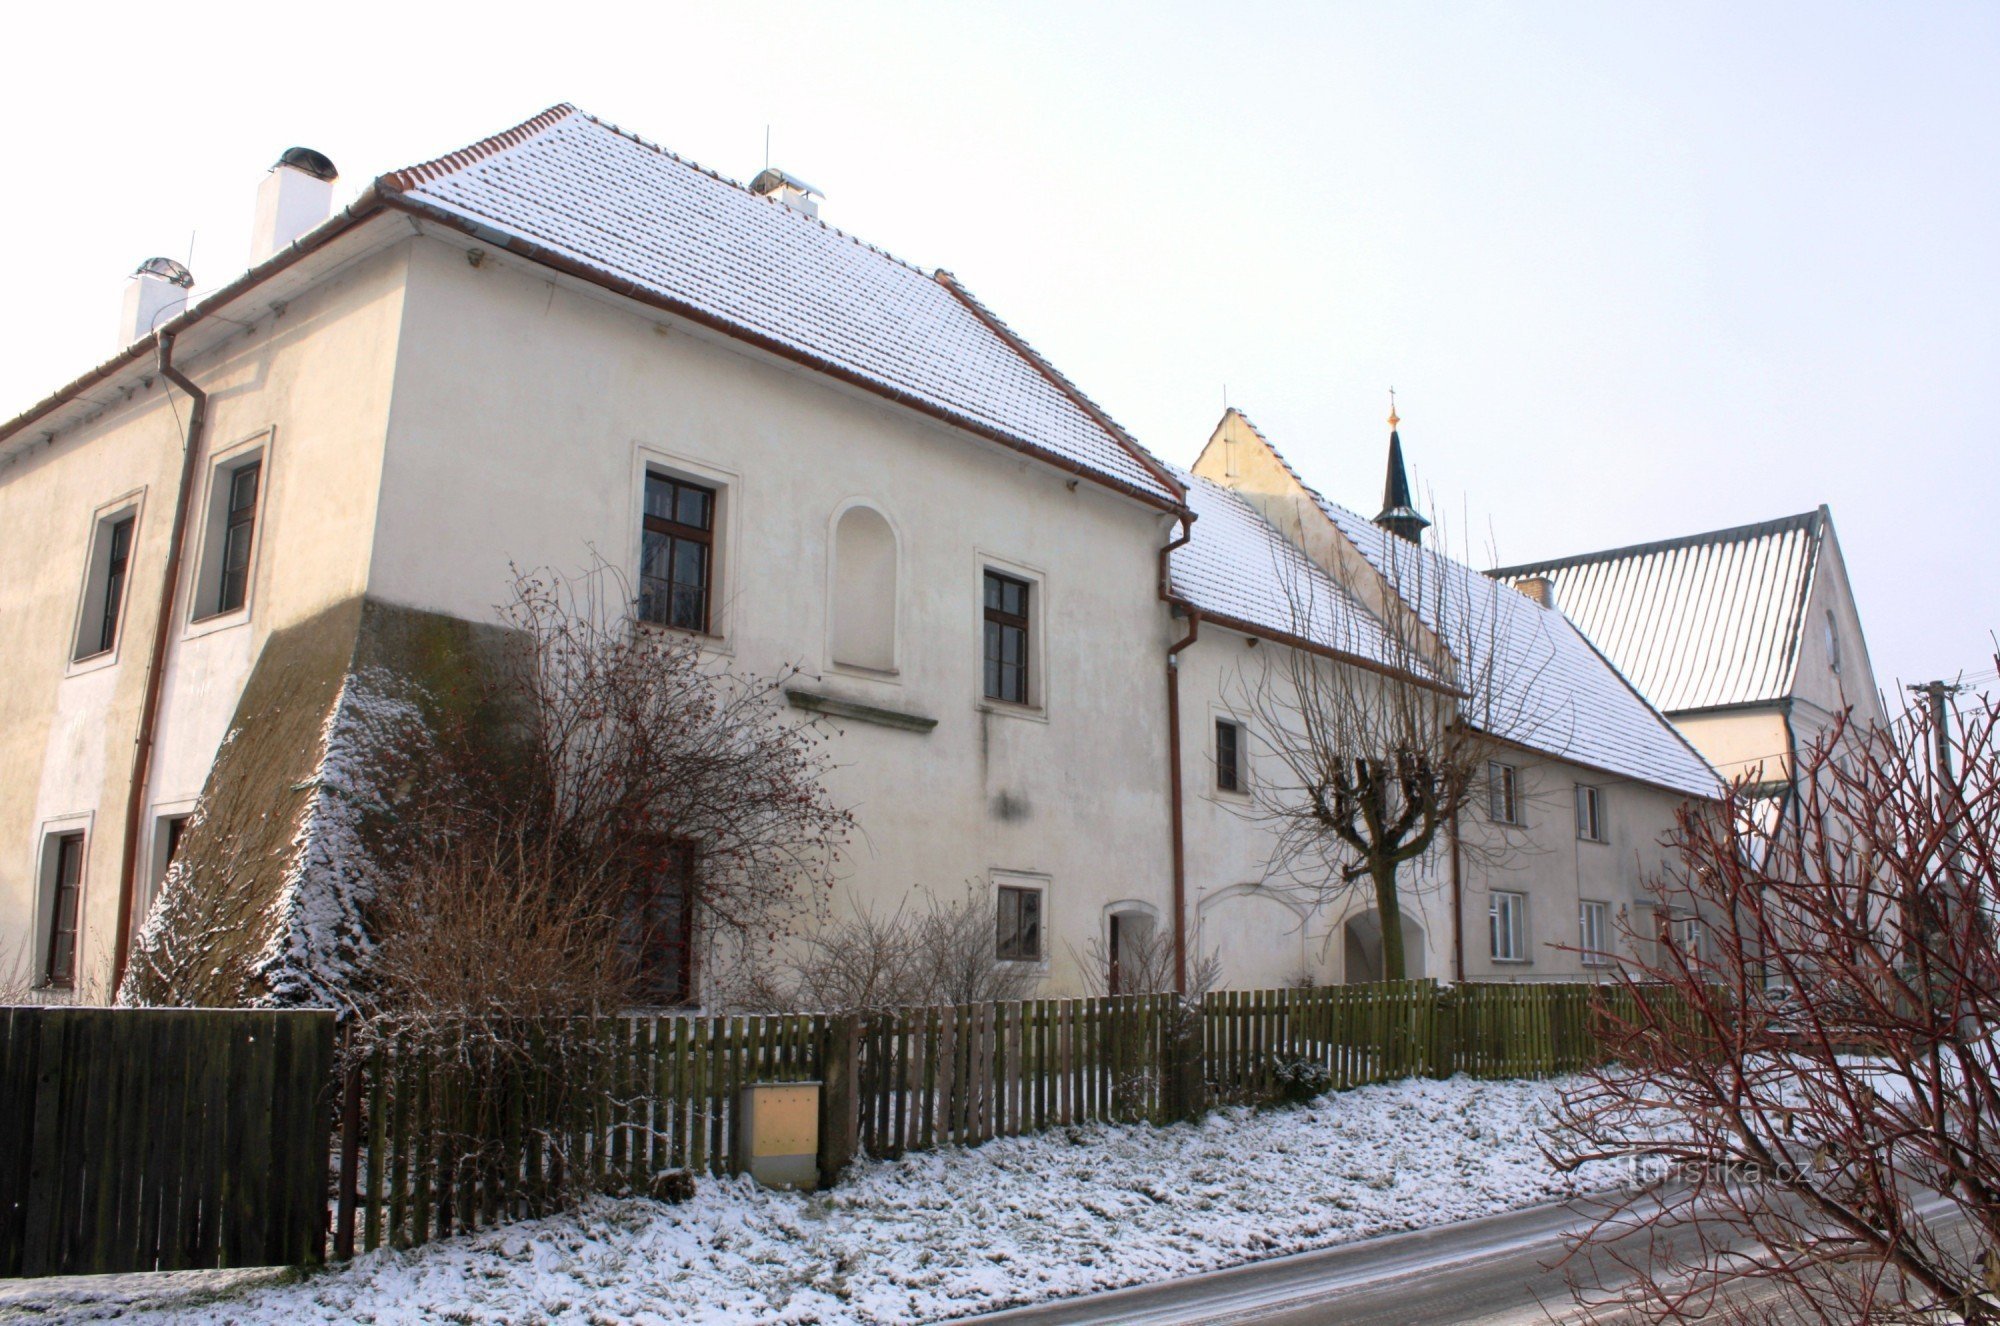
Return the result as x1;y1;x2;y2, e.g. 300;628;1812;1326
1489;510;1825;713
1318;499;1721;799
380;105;1182;508
1168;470;1413;675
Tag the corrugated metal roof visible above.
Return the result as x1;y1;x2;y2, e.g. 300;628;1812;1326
1489;510;1825;713
383;105;1182;507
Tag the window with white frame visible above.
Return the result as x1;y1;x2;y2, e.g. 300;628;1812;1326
1672;915;1704;964
995;881;1044;962
1575;784;1605;842
73;506;138;661
1490;889;1528;962
1579;899;1611;966
1487;761;1522;825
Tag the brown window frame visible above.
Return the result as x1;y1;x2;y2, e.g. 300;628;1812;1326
995;883;1043;962
215;458;261;616
1575;784;1606;842
639;473;716;634
1215;717;1245;793
1488;760;1523;825
42;832;85;990
983;570;1032;705
622;839;699;1008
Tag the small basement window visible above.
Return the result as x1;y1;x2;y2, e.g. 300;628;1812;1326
996;883;1043;962
41;832;86;990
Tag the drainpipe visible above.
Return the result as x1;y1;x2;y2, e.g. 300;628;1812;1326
109;331;207;995
1158;514;1196;995
1167;608;1200;996
1448;806;1465;984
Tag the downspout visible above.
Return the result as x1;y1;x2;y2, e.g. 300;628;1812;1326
1448;806;1465;984
110;332;207;994
1160;514;1196;995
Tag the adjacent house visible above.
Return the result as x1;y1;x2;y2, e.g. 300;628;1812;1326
1490;508;1885;828
0;104;1721;1006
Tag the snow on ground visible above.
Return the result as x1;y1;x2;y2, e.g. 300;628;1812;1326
2;1074;1629;1325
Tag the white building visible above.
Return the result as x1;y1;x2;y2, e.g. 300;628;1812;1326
0;105;1717;1006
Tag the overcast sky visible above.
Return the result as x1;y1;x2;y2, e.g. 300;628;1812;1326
5;2;1994;702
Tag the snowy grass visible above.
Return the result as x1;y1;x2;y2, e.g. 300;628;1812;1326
3;1074;1625;1324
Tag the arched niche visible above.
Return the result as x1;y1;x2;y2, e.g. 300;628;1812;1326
830;504;897;671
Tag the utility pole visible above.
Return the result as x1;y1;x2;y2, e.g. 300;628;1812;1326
1908;679;1970;945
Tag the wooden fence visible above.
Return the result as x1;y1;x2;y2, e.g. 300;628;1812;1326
0;1006;334;1278
328;978;1677;1257
0;981;1679;1277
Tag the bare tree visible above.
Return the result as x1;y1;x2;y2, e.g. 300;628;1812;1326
1547;675;2000;1324
1232;519;1548;981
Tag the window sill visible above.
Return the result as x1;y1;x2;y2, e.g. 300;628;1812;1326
977;699;1048;726
1577;836;1609;846
1490;957;1534;966
183;606;251;641
633;618;732;655
64;648;120;679
827;661;901;684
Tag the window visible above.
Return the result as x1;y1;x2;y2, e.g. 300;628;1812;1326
1671;915;1704;964
1826;610;1842;676
1215;718;1245;793
1579;900;1611;966
1487;761;1522;825
1575;784;1605;842
830;505;897;670
73;510;136;660
147;812;191;915
1490;889;1527;962
41;832;85;989
194;450;264;621
621;840;697;1006
996;883;1043;962
216;459;260;614
983;570;1031;705
639;473;715;632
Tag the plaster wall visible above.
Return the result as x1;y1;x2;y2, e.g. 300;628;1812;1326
365;238;1180;997
0;244;408;996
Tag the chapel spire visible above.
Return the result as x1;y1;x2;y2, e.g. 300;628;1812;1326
1374;389;1430;544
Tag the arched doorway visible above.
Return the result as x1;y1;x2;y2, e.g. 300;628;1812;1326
1342;908;1426;984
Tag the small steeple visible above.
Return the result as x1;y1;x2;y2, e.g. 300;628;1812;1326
1375;389;1430;544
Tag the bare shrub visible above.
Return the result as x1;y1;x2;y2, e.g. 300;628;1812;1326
1547;675;2000;1324
1071;924;1221;1000
722;884;1039;1014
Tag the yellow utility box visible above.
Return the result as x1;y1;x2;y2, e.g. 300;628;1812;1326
737;1081;821;1189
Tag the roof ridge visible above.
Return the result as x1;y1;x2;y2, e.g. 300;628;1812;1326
936;270;1185;503
1489;508;1825;579
378;103;580;191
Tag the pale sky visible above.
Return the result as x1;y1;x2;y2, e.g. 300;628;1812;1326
5;2;1994;702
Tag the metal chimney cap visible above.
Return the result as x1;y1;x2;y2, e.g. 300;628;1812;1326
749;167;822;199
132;257;194;288
274;147;338;182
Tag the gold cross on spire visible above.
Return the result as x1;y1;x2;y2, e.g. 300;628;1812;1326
1388;387;1400;431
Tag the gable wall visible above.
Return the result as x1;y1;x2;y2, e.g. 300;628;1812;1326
0;243;411;997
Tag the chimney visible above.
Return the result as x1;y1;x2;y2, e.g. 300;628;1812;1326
118;257;193;348
250;147;339;263
1515;576;1557;611
749;167;823;219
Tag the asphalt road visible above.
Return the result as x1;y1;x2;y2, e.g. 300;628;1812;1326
970;1189;1973;1325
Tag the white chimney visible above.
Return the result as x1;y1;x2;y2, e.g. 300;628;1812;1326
749;167;822;219
250;147;339;263
118;257;193;348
